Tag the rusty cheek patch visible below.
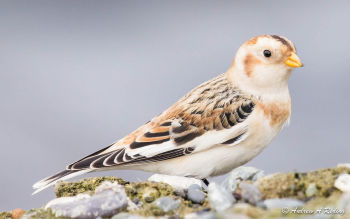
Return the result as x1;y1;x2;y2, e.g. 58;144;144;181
257;102;291;126
244;54;262;77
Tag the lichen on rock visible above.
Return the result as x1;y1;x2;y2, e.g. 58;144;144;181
124;181;209;217
258;166;350;200
20;208;67;219
124;181;174;203
0;212;12;219
55;176;127;198
5;166;350;219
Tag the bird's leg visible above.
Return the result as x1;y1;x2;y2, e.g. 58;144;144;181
201;178;210;186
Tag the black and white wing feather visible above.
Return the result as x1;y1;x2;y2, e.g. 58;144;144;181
33;74;256;194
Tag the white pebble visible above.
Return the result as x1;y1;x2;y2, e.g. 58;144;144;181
148;174;203;193
335;174;350;192
337;163;350;169
208;182;235;212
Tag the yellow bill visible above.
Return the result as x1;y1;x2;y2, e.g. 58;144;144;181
285;52;303;68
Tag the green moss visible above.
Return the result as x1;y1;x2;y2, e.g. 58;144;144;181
131;198;209;217
0;212;11;219
175;199;210;217
55;176;127;197
24;166;350;218
124;181;173;203
258;167;350;200
136;204;168;217
52;177;209;218
19;208;70;219
123;181;210;217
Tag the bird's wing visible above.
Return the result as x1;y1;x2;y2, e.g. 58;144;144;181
33;74;257;194
67;81;256;170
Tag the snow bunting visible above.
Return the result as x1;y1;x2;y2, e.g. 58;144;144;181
33;35;303;194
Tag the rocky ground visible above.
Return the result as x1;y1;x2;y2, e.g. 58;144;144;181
2;165;350;219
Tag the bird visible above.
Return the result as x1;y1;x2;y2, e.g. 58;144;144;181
33;35;303;194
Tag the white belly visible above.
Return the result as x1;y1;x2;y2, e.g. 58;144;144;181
134;108;288;179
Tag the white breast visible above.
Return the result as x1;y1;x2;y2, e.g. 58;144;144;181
135;102;290;178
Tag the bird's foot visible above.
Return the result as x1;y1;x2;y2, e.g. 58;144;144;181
201;178;210;186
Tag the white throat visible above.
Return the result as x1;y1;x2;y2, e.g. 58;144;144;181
226;66;291;103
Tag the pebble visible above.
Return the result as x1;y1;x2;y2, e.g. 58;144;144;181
295;216;331;219
168;215;181;219
148;174;203;196
111;213;148;219
154;196;181;212
219;203;256;219
222;166;264;192
337;163;350;169
184;211;217;219
334;174;350;192
255;201;267;209
239;182;262;205
11;208;25;219
45;182;128;218
208;182;235;212
20;211;37;219
263;198;304;209
142;187;159;203
187;184;206;204
305;183;318;197
218;212;251;219
337;192;350;212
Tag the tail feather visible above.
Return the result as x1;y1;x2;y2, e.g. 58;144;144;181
32;169;91;195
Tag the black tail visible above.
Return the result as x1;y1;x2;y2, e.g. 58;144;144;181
32;169;91;194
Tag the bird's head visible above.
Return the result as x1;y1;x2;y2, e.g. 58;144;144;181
228;35;303;96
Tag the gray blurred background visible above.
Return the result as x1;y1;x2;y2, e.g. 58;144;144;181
1;0;349;211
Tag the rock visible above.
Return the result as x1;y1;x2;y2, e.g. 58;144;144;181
124;181;173;204
257;167;350;199
111;212;148;219
295;216;331;219
11;208;25;219
46;182;128;218
239;182;262;205
18;166;350;219
174;189;187;198
221;203;260;219
55;176;127;197
132;198;141;205
263;198;304;209
16;212;34;219
221;214;250;219
337;163;350;169
142;187;159;203
334;174;350;192
218;212;251;219
222;166;264;192
208;182;235;211
148;174;203;196
154;196;181;212
337;192;350;216
305;183;318;197
184;211;217;219
187;184;206;204
0;212;12;219
255;201;267;209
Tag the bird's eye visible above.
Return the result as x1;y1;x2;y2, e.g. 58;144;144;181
263;50;271;58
